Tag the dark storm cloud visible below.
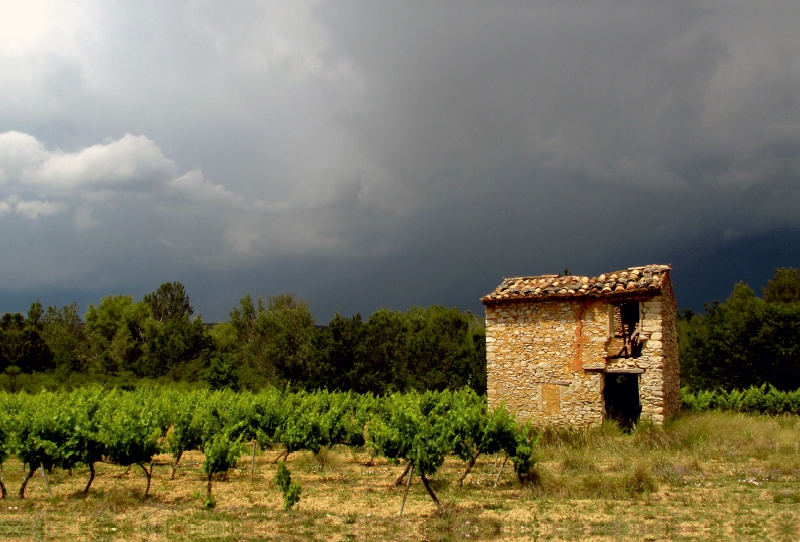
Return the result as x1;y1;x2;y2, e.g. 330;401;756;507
0;1;799;319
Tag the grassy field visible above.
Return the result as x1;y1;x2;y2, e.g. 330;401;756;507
0;411;798;541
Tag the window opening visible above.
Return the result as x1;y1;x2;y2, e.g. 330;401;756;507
608;302;642;358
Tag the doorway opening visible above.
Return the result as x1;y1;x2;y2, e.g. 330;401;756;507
603;373;641;430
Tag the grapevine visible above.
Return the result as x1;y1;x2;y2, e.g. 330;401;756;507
0;386;537;510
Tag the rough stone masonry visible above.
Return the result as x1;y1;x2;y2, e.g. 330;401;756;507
481;265;680;426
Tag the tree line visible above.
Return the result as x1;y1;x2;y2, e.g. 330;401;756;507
679;267;800;392
0;283;486;395
3;267;800;396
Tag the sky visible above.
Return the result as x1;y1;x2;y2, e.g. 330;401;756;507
1;0;799;322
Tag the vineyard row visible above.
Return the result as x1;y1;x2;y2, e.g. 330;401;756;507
0;387;536;511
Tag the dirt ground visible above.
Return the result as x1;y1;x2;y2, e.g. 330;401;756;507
1;413;799;541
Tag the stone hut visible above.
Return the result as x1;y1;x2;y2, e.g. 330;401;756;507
482;265;679;427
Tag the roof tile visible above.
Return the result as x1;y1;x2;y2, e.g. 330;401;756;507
482;265;670;304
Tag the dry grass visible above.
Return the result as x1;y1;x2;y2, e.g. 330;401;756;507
0;411;798;541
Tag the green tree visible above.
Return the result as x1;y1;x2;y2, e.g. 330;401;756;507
0;305;54;374
353;309;409;394
680;269;800;391
304;313;367;391
84;295;146;375
41;302;88;375
226;293;316;387
756;302;800;390
136;315;213;379
680;283;764;391
762;267;800;304
303;306;486;395
143;282;193;322
202;356;240;390
254;294;316;384
405;306;486;393
85;287;213;379
137;283;212;379
229;294;258;343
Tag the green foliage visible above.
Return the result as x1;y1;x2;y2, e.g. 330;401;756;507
165;389;207;465
143;282;193;322
510;422;539;483
0;386;540;507
448;391;523;485
97;388;165;467
305;313;364;392
681;384;800;415
56;388;105;468
84;295;148;374
13;392;62;471
304;307;486;395
248;389;287;448
355;309;411;394
10;386;108;494
224;293;316;387
137;315;213;379
84;285;213;380
368;388;535;492
202;356;240;390
680;268;800;391
10;389;104;497
0;395;9;466
40;302;88;375
212;299;488;395
253;294;316;385
450;390;489;465
202;432;245;494
95;388;167;497
406;306;487;394
370;390;455;476
762;267;800;304
279;392;330;455
275;461;301;510
3;281;488;395
0;306;55;374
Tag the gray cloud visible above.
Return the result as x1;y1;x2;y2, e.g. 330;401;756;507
0;0;799;319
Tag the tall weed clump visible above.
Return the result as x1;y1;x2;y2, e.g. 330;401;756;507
623;462;658;495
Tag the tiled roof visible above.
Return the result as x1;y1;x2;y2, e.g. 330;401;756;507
482;265;670;304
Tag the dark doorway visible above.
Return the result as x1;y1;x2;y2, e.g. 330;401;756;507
604;373;641;430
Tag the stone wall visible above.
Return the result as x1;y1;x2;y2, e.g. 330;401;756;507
636;296;666;423
486;299;608;426
660;277;681;419
485;281;679;426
